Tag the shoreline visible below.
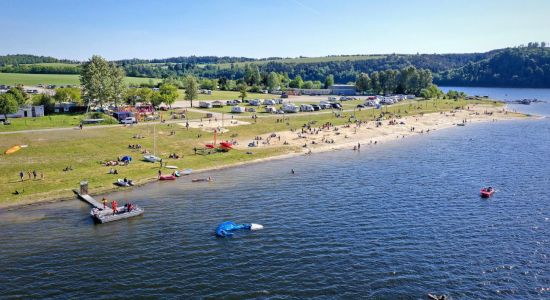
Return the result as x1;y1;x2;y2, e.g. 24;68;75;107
0;103;533;211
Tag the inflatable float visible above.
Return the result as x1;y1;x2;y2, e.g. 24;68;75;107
215;221;263;237
4;145;27;155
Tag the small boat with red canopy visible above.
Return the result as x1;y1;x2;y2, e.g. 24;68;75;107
159;175;176;181
480;187;495;198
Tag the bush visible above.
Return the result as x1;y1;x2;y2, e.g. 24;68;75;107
80;112;119;124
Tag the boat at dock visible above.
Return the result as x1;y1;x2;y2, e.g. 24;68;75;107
74;188;144;224
91;205;144;224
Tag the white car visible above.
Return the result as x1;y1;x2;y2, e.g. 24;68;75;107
121;117;137;124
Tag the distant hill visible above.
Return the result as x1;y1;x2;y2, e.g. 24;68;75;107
2;46;549;88
435;47;550;87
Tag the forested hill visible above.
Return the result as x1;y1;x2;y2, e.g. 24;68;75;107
0;54;76;66
435;47;550;87
1;46;550;88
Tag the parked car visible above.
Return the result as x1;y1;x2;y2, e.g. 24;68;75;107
331;103;342;109
300;104;314;112
319;101;332;109
310;104;321;111
356;104;366;108
121;117;137;124
263;99;277;106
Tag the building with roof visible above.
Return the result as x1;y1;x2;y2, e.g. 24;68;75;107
329;84;357;96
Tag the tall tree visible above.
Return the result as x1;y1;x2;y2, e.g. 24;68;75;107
32;94;55;114
54;87;82;104
324;74;334;88
150;91;164;108
355;73;371;93
289;75;303;88
238;84;247;101
80;55;112;109
267;72;280;90
0;93;19;122
183;75;198;107
370;71;381;94
159;83;179;108
7;87;27;106
110;63;127;108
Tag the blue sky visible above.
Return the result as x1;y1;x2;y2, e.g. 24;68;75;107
1;0;549;60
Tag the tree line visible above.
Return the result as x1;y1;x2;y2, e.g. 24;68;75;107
355;67;433;95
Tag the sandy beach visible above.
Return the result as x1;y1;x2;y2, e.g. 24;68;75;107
197;103;526;155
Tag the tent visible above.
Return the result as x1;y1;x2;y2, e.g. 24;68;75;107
121;155;132;162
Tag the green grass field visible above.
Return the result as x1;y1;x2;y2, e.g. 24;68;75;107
0;98;505;207
20;62;80;68
0;73;161;86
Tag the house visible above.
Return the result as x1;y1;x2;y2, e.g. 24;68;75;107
286;88;331;96
212;100;224;108
329;84;356;96
54;102;76;113
199;102;212;109
0;105;44;121
231;106;246;113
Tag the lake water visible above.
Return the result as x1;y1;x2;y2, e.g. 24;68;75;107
1;87;549;299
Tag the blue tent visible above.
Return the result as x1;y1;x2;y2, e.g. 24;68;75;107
121;155;132;162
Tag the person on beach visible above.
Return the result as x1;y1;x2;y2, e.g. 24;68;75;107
291;169;295;174
102;197;107;209
32;170;37;180
28;171;32;180
19;171;24;182
158;170;162;178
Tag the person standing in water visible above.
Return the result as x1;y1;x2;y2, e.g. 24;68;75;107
291;169;295;174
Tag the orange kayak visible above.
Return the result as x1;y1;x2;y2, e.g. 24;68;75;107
5;145;21;154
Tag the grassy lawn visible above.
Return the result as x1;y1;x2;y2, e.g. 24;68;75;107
0;98;501;206
0;110;214;132
0;72;161;86
0;114;85;131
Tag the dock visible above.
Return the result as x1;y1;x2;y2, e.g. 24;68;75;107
73;189;144;224
74;190;107;209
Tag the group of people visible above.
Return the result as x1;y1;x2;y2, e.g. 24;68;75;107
168;153;180;159
18;170;44;182
102;197;135;214
128;144;142;149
